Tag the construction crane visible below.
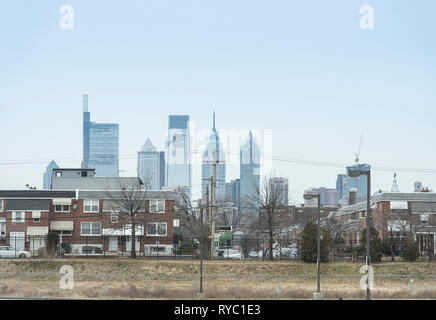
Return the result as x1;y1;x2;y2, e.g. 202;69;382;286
355;133;364;164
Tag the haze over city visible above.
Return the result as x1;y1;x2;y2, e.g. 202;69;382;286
1;0;436;202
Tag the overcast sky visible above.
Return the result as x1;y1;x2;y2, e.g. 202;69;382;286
1;0;436;203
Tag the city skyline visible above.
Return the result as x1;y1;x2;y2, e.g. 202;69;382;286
1;1;436;203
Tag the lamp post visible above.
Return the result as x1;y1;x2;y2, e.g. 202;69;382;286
303;192;323;300
347;165;371;300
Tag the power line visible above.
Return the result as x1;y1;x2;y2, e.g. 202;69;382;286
1;150;436;174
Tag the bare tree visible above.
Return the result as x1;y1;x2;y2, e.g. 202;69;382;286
174;191;210;257
102;177;151;258
248;176;288;260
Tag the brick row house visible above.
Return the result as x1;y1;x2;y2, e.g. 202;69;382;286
0;190;176;256
334;192;436;256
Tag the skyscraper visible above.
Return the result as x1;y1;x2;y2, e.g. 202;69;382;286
82;94;119;177
137;138;165;190
269;177;289;205
336;163;370;204
166;115;191;197
239;132;260;214
202;112;226;201
43;160;59;190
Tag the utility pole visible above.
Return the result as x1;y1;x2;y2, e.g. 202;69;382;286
210;150;217;259
199;199;204;294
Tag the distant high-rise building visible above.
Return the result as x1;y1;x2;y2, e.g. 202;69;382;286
239;132;260;215
414;181;423;192
82;94;119;177
226;179;241;207
202;112;226;201
336;163;370;204
43;160;59;189
166;115;191;198
269;177;289;205
304;187;338;206
137;138;165;190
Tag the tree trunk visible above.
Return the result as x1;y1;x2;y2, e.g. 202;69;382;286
269;229;274;261
131;222;136;258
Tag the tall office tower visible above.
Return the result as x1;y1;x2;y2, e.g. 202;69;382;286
201;112;226;201
166;115;191;198
82;94;119;177
269;177;289;205
239;131;260;216
336;163;371;204
137;138;165;190
43;160;59;189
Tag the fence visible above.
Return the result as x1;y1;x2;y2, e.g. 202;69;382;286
1;272;436;299
0;234;434;262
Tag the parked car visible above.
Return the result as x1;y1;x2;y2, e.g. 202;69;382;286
219;248;242;259
0;246;31;259
248;251;259;258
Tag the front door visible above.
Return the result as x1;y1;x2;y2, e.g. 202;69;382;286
109;237;118;251
9;232;25;251
30;236;45;252
126;236;140;252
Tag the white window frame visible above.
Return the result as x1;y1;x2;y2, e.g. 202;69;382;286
110;212;119;223
12;211;24;223
149;199;165;213
0;200;3;212
81;222;102;236
146;222;167;237
84;199;99;213
54;205;70;213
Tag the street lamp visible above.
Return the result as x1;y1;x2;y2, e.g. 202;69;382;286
347;165;371;300
303;192;323;300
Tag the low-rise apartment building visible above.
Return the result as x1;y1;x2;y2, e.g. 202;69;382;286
0;189;176;256
335;192;436;255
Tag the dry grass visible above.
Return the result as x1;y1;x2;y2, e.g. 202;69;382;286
0;258;435;299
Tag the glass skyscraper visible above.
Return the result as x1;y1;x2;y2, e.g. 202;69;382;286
239;131;260;214
82;94;119;177
43;160;59;189
336;163;370;204
137;138;165;190
166;115;191;197
202;112;226;201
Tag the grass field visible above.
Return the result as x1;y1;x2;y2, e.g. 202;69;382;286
0;258;435;299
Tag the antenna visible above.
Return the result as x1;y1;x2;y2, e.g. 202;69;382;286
355;132;364;164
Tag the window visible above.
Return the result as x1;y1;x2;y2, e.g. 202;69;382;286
55;172;62;178
84;200;99;213
81;171;88;177
146;222;167;236
110;212;119;223
0;200;3;212
150;246;166;253
12;212;24;223
55;205;70;212
81;222;101;236
33;218;40;223
149;199;165;213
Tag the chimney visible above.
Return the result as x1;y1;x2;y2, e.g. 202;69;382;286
349;188;357;206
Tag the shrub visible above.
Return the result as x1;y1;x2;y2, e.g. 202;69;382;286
300;222;330;263
46;232;59;255
402;241;419;261
37;247;47;257
360;226;383;262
